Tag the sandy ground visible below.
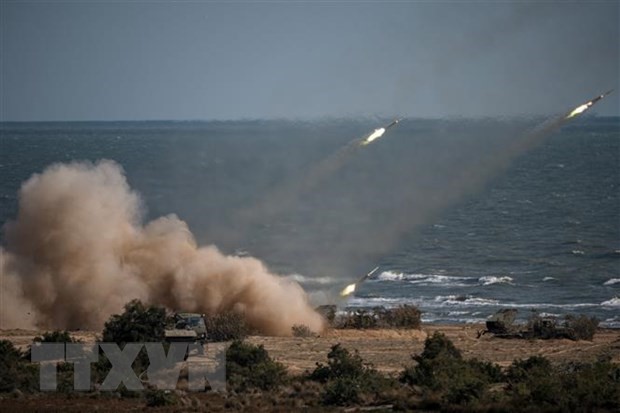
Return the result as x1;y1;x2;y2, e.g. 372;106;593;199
2;324;619;375
249;325;620;374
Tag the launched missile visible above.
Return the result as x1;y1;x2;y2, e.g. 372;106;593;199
360;118;402;146
384;118;401;130
339;266;380;297
565;89;614;119
358;266;380;283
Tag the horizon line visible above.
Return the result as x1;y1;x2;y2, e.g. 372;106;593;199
1;113;618;124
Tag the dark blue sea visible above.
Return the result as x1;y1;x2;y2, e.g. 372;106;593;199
1;118;618;327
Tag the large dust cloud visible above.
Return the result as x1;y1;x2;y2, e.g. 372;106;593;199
0;160;324;335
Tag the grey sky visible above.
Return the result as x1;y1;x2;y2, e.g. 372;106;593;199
1;1;618;121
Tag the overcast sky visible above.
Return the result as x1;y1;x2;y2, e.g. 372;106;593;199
1;1;618;121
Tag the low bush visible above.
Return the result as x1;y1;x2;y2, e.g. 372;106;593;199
336;305;422;329
34;330;77;343
291;324;316;337
0;340;38;393
505;356;620;411
309;344;367;382
564;314;598;340
102;299;168;344
376;305;422;329
144;389;178;406
401;332;503;406
96;300;169;385
337;308;378;329
205;311;249;342
506;356;562;408
226;340;287;391
308;343;390;405
560;360;620;411
527;313;599;341
25;329;79;360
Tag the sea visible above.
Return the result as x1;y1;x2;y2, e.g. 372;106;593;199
1;117;619;328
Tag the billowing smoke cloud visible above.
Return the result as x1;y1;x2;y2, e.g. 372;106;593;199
0;160;324;335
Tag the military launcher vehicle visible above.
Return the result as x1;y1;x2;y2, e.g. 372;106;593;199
164;313;207;344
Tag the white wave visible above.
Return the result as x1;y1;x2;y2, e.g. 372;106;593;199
346;297;411;308
571;250;585;255
347;294;608;314
376;271;408;281
479;276;514;286
377;271;472;287
447;311;470;316
434;295;500;306
600;320;620;329
410;275;472;286
508;302;599;309
601;297;620;307
538;312;561;318
600;316;620;329
604;278;620;286
542;277;556;282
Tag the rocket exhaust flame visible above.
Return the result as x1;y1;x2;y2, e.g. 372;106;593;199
339;266;380;297
565;90;614;119
360;118;401;146
340;283;357;297
361;128;386;146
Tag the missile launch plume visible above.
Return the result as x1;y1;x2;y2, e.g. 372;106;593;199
361;128;386;146
361;119;401;146
565;90;614;119
235;118;403;227
339;266;379;297
0;160;324;335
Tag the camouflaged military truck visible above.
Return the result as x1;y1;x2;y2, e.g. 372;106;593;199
164;313;207;344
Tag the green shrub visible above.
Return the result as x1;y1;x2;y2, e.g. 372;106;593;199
560;360;620;411
34;330;77;343
25;330;79;360
526;313;598;341
564;315;598;340
336;305;422;329
308;343;389;406
205;311;249;342
102;299;168;344
309;344;367;382
144;389;178;406
0;340;39;393
505;356;620;411
337;309;378;329
506;356;563;408
401;332;503;406
96;300;169;385
419;331;462;360
1;340;29;392
226;340;287;391
376;305;422;329
322;376;364;405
